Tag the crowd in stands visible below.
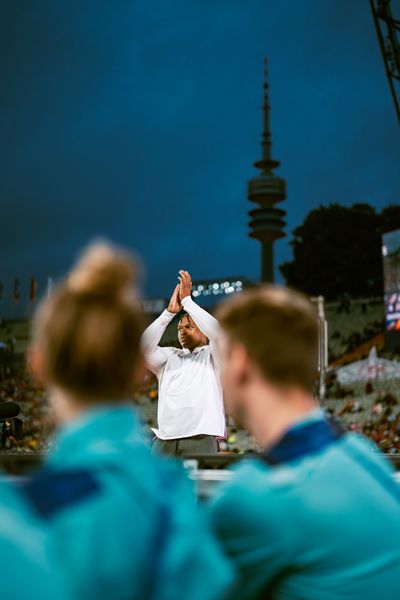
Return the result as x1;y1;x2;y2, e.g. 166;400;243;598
0;372;55;451
1;367;399;456
0;296;399;455
324;373;400;455
326;298;385;362
0;367;254;454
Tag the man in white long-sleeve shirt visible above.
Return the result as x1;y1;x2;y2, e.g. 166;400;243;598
142;270;226;456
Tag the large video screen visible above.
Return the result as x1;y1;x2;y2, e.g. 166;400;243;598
382;229;400;331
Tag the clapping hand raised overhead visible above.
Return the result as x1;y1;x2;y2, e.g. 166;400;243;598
167;284;182;314
178;270;192;300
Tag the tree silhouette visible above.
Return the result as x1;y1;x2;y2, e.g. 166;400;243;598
379;205;400;234
280;203;400;300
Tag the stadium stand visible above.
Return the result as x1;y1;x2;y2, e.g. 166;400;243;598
0;297;399;459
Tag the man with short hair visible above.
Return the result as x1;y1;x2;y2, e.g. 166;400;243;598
210;285;400;599
142;270;225;456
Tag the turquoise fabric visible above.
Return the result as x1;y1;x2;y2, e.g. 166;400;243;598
210;414;400;600
24;404;232;600
0;479;68;599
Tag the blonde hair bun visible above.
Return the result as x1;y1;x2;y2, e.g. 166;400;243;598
68;241;138;301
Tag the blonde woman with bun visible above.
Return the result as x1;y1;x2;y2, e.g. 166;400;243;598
22;242;232;600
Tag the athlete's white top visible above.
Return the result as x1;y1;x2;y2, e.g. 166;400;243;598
141;296;226;440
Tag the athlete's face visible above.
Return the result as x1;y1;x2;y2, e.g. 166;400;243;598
178;315;206;351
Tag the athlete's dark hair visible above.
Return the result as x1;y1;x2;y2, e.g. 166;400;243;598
178;312;190;323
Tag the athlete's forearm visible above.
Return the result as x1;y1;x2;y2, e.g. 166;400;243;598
141;309;176;353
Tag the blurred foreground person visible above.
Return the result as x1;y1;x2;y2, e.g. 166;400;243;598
0;480;68;599
142;270;225;456
24;242;232;600
210;286;400;600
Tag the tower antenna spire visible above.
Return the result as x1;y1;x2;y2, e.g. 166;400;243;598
261;56;272;164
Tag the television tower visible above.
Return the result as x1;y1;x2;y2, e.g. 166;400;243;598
248;58;286;282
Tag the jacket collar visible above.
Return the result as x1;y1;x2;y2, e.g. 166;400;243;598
261;409;345;466
178;345;208;357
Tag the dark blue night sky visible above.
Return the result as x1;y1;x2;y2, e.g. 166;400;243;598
0;1;399;315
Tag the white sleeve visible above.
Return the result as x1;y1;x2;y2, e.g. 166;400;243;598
181;296;220;343
141;309;176;375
